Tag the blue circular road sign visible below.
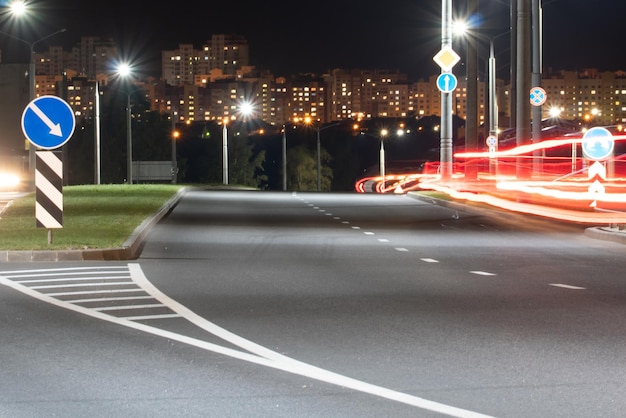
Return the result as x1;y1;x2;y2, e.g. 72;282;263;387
582;127;614;161
436;73;458;93
21;95;76;150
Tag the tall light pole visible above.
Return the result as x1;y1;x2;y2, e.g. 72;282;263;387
222;103;253;186
454;23;509;174
117;63;143;185
0;27;67;190
94;80;101;184
126;92;133;184
304;118;339;191
379;129;388;193
222;117;229;185
282;123;288;191
171;109;178;184
439;0;454;180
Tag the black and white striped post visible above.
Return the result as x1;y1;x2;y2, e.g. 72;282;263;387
35;151;63;243
21;95;76;245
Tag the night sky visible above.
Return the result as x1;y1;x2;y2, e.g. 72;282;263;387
1;0;625;80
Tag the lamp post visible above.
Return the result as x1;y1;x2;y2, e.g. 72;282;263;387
222;117;229;185
94;80;101;184
126;92;133;183
222;103;253;186
379;128;388;193
304;118;340;191
171;109;179;184
454;23;509;175
0;27;67;190
121;87;148;184
282;123;288;191
117;64;144;184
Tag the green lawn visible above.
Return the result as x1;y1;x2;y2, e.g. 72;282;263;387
0;184;184;251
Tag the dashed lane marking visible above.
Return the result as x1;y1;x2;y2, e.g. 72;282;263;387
470;271;497;276
549;283;586;290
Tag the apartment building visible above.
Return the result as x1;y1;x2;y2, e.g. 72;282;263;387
162;35;250;86
12;33;626;131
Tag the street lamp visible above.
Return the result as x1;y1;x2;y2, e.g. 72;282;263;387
281;120;296;191
304;117;340;191
0;25;67;190
222;102;254;186
171;109;179;184
379;128;388;193
454;23;509;176
222;117;229;185
117;63;144;184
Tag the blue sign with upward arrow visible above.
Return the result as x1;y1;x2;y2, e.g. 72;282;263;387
21;95;76;150
436;73;457;93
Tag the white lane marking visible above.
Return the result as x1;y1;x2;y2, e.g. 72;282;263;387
341;221;350;224
395;248;409;252
421;258;439;263
549;283;586;290
378;238;389;243
94;303;167;312
0;265;494;418
364;231;375;235
351;226;361;230
470;271;496;276
333;217;340;220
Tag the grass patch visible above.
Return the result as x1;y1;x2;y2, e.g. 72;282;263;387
0;184;184;250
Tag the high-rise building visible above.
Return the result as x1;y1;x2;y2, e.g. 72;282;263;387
162;35;250;87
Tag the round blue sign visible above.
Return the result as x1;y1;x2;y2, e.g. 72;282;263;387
582;127;614;161
21;95;76;150
436;73;457;93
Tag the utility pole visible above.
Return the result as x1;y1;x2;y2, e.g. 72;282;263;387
516;0;532;179
465;0;479;181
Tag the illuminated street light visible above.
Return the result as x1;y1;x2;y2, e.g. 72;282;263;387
454;23;508;141
222;102;254;186
304;117;339;191
222;117;229;185
0;11;66;190
8;1;26;16
117;63;143;184
171;109;179;184
379;128;388;193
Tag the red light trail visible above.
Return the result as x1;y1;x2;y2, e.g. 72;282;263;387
355;134;626;224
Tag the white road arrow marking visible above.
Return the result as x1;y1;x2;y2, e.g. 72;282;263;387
28;102;63;137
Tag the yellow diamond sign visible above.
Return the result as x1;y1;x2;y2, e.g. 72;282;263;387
433;46;461;71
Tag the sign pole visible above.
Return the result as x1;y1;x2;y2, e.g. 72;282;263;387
440;0;453;180
21;96;76;243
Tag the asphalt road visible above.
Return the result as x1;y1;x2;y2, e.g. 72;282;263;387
1;190;626;417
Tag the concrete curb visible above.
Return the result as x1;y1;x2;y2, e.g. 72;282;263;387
0;187;188;262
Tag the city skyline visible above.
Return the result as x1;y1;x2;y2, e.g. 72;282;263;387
2;1;626;80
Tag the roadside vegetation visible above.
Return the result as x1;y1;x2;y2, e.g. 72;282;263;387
0;184;184;251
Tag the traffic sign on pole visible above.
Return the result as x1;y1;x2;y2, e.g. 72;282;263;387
21;95;76;150
582;126;614;161
436;73;458;93
529;87;547;107
433;46;461;72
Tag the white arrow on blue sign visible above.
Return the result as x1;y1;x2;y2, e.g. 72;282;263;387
436;73;458;93
21;95;76;150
